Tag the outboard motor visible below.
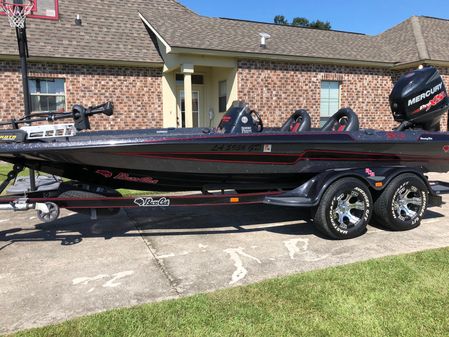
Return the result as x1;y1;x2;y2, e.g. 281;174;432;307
217;101;261;134
390;66;449;131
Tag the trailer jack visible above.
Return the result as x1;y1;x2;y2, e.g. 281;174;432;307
0;198;60;223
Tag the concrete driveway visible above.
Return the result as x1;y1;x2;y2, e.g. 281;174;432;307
1;173;449;334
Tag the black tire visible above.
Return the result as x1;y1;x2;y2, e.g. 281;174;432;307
313;177;372;240
58;190;122;217
373;173;428;231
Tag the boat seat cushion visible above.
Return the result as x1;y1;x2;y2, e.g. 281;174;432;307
321;108;359;132
281;109;312;133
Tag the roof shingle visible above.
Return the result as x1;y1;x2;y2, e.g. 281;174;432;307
2;0;449;66
376;18;421;64
419;16;449;61
0;0;191;64
140;8;397;63
140;8;449;65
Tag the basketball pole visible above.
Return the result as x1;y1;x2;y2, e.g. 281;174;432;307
16;22;36;192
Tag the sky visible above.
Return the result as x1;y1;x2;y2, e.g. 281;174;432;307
178;0;449;35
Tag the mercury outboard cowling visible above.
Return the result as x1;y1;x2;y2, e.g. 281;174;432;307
390;66;449;131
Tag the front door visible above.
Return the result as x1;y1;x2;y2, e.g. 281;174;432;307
178;90;200;128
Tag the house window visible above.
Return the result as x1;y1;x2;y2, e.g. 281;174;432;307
218;80;227;113
175;74;204;85
320;81;340;126
29;78;66;113
179;90;200;128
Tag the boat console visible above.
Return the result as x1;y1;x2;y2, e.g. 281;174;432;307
217;101;361;134
216;102;263;134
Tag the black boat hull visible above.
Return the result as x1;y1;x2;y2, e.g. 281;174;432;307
2;129;449;191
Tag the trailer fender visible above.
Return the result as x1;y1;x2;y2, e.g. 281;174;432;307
264;167;435;208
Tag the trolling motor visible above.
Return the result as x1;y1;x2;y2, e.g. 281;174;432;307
72;101;114;130
0;101;114;132
391;66;449;131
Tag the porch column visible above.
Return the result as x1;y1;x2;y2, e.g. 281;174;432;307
182;64;194;128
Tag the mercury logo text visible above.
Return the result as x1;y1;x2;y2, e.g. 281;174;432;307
408;82;443;106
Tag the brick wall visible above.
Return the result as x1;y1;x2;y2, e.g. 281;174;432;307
237;60;400;130
437;66;449;131
1;60;448;132
237;60;449;131
0;61;163;130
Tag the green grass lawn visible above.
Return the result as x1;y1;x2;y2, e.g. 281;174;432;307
0;162;28;195
10;248;449;337
0;162;28;177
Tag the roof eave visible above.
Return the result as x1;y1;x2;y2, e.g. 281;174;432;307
391;59;449;70
139;12;171;53
0;54;164;68
169;46;397;68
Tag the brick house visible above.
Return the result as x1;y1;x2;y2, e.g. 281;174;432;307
1;0;449;130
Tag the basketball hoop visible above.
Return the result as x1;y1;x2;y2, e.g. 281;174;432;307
1;0;35;29
2;0;37;191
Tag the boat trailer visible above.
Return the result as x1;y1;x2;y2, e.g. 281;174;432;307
1;164;449;225
0;190;281;223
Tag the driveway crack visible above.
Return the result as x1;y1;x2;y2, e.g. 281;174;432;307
125;210;182;297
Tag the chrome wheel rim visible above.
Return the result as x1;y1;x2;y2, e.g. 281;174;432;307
331;190;366;230
393;185;423;221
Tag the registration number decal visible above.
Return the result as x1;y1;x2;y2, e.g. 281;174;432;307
211;144;263;152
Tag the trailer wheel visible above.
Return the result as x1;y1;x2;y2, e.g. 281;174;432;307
313;177;372;240
373;174;428;231
58;190;122;217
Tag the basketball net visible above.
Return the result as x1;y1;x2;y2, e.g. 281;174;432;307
1;0;34;29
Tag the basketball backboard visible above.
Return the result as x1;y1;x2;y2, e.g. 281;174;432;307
0;0;59;20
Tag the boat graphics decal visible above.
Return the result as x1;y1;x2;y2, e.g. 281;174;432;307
413;91;447;114
96;170;159;185
134;197;170;207
0;135;17;141
386;132;406;140
365;168;376;177
115;150;449;165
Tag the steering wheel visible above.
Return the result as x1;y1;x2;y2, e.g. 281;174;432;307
336;116;349;131
250;110;264;132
